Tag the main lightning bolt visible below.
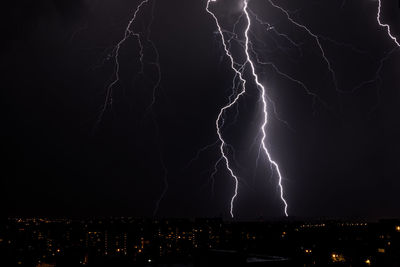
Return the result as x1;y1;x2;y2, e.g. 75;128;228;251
377;0;400;47
243;0;288;217
206;0;288;218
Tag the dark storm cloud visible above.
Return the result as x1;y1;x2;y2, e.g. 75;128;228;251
52;0;87;17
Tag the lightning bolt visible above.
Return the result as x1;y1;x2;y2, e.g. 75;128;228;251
206;0;289;218
97;0;150;125
243;0;288;217
267;0;338;92
377;0;400;47
97;0;168;216
153;153;169;216
206;0;248;218
344;1;399;98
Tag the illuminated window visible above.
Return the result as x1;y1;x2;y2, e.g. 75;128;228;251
331;253;346;263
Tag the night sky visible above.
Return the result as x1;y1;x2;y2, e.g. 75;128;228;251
2;0;400;219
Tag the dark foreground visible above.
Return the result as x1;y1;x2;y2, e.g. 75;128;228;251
1;217;400;266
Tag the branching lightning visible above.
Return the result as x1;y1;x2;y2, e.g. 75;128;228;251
207;0;289;218
267;0;338;92
97;0;399;219
98;0;168;216
203;0;398;218
98;0;150;124
243;0;288;217
201;0;400;218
